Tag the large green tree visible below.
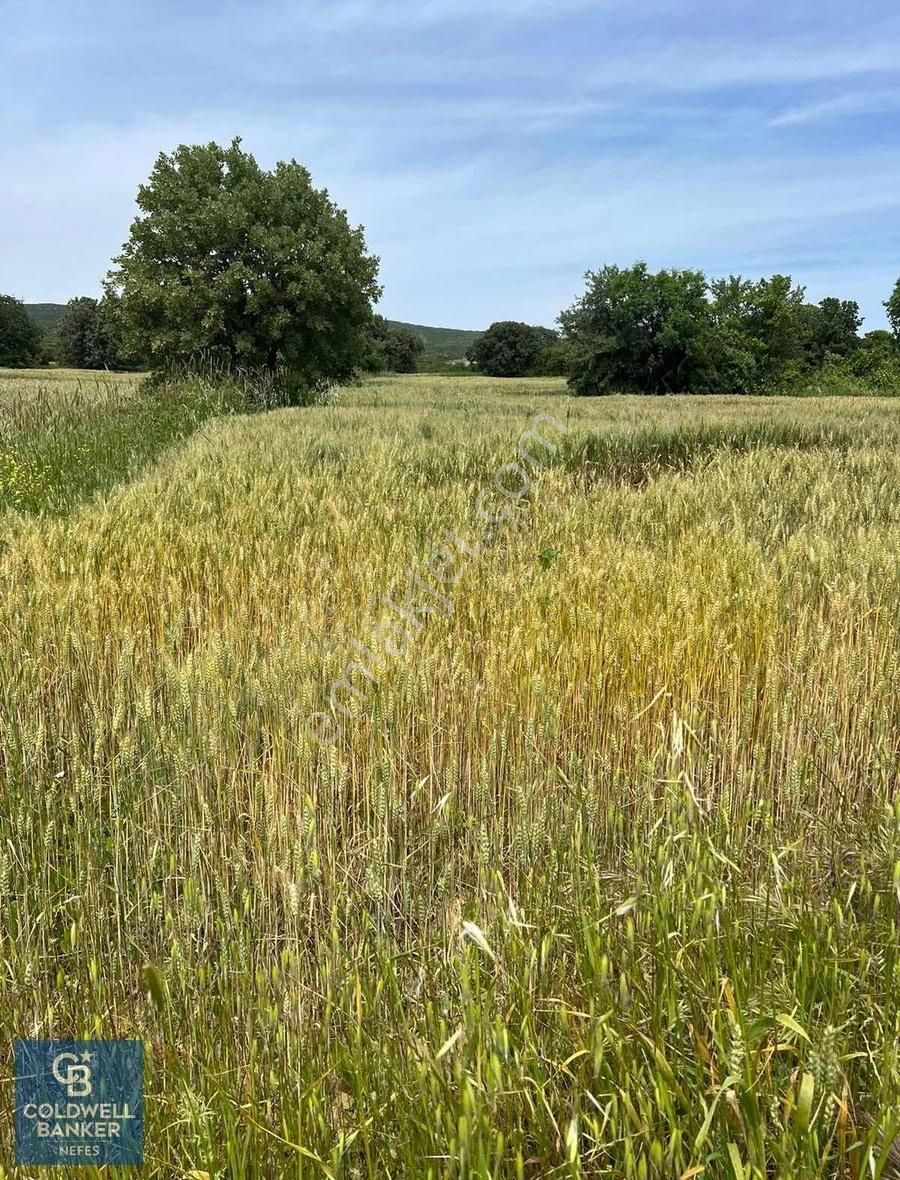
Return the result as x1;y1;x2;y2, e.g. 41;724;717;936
106;138;381;400
560;263;716;395
467;321;558;378
0;296;41;368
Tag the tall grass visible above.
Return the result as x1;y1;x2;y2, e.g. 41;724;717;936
0;375;898;1177
0;370;243;514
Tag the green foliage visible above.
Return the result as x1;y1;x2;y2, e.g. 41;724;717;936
707;273;807;389
797;297;863;369
23;303;65;364
858;328;897;364
37;328;62;365
561;263;718;394
386;323;425;373
467;320;558;377
57;297;98;368
777;328;900;396
851;330;898;385
0;294;42;367
57;294;139;370
365;315;425;373
835;331;900;393
106;137;381;403
561;263;844;395
787;355;900;397
19;304;65;365
532;340;572;376
886;278;900;341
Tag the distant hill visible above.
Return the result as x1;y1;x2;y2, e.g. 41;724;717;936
387;321;482;366
25;303;66;330
25;305;483;368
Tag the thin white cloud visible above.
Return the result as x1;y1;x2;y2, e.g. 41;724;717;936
584;37;900;95
770;88;900;127
254;0;601;32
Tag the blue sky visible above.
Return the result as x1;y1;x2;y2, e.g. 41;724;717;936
2;0;899;329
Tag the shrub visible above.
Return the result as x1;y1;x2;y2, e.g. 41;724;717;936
467;321;558;377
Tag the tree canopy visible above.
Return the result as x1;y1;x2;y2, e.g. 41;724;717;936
106;138;381;400
365;316;425;373
0;296;42;368
467;321;558;377
558;263;860;395
797;297;862;369
560;264;715;394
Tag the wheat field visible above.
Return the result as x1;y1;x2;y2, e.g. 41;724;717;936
1;373;898;1177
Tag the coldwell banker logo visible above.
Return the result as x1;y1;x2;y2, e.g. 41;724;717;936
15;1040;144;1166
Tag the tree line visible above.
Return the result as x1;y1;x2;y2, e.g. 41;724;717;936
2;137;899;397
471;265;900;394
0;294;426;376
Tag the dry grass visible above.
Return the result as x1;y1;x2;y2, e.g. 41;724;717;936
0;374;898;1177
